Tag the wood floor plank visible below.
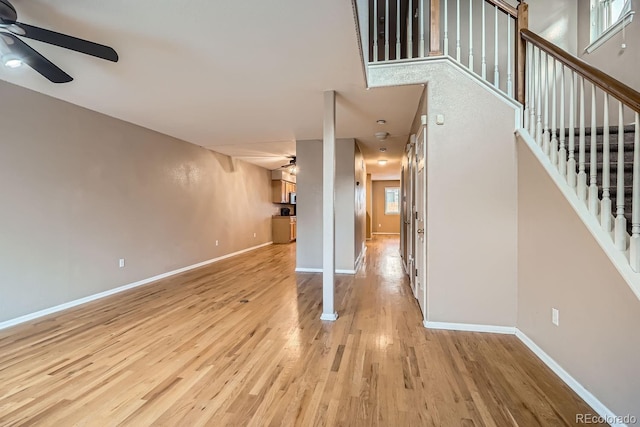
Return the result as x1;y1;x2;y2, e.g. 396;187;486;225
0;236;605;426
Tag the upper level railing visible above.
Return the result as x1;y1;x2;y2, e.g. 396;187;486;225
367;0;528;101
360;0;640;272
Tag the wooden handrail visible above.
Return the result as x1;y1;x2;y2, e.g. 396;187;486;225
485;0;518;18
521;28;640;113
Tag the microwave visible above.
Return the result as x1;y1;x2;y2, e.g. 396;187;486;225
289;192;297;204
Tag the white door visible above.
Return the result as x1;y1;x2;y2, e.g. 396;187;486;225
414;120;427;316
406;139;416;296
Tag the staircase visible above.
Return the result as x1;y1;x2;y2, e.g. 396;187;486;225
571;125;636;233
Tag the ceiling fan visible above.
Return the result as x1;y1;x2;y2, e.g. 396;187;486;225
279;156;296;170
0;0;118;83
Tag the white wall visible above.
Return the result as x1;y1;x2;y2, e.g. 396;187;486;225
578;0;640;91
425;62;519;327
0;80;274;323
296;138;362;272
517;138;640;419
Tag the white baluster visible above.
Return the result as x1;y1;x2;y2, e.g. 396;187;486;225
396;0;401;59
567;71;577;188
615;102;627;250
507;16;513;97
528;43;535;135
408;0;413;58
630;112;640;270
373;0;379;62
481;1;486;79
577;76;587;202
385;0;390;60
535;48;542;145
558;65;567;176
542;53;550;154
494;6;499;89
550;58;558;167
443;0;449;56
601;93;611;232
468;0;474;71
456;0;461;61
589;85;599;215
523;43;529;131
419;0;424;57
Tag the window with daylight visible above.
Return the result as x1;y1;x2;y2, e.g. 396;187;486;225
590;0;634;46
384;187;400;215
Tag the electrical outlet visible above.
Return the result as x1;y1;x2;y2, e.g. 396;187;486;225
253;232;257;238
552;308;559;326
215;240;219;246
378;224;382;227
119;258;125;268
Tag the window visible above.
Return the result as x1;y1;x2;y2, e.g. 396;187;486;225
590;0;633;45
384;187;400;215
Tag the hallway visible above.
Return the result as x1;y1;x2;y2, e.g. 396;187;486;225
0;236;600;425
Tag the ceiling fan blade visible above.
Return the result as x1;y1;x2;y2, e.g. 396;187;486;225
2;33;72;83
11;22;118;62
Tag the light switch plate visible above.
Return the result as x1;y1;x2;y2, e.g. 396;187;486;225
436;114;445;125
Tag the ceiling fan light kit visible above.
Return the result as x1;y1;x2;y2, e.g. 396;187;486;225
0;0;118;83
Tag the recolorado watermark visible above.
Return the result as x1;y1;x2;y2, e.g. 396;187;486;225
576;414;637;424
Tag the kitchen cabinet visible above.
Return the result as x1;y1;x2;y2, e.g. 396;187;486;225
272;216;296;243
272;180;297;204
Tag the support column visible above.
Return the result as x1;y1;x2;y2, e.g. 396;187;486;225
321;90;338;322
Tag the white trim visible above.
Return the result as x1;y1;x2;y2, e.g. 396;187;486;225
0;242;273;331
516;130;640;301
295;267;357;275
424;321;517;335
515;330;627;427
421;320;627;425
372;232;401;235
585;10;635;54
320;312;338;321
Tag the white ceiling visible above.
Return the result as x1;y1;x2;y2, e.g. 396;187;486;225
0;0;423;179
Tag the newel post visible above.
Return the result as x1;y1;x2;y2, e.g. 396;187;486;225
515;2;528;104
429;0;442;56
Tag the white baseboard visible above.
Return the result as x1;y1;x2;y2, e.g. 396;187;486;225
515;330;626;427
295;267;357;274
424;321;516;335
320;312;338;321
422;321;626;426
354;245;367;272
0;241;273;331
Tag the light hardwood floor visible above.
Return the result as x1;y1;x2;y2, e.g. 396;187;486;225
0;236;603;426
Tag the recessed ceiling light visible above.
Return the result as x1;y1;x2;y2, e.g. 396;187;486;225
378;160;388;165
376;119;386;125
3;56;23;69
379;147;387;152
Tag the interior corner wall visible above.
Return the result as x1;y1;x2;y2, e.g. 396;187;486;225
425;62;518;327
0;80;274;324
296;138;356;272
577;0;640;92
354;144;366;261
517;139;640;419
372;181;401;234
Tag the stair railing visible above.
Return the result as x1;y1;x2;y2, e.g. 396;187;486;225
521;29;640;271
367;0;528;98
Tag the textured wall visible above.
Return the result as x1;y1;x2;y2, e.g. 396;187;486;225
0;80;273;323
517;138;640;419
372;180;401;234
425;61;519;327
